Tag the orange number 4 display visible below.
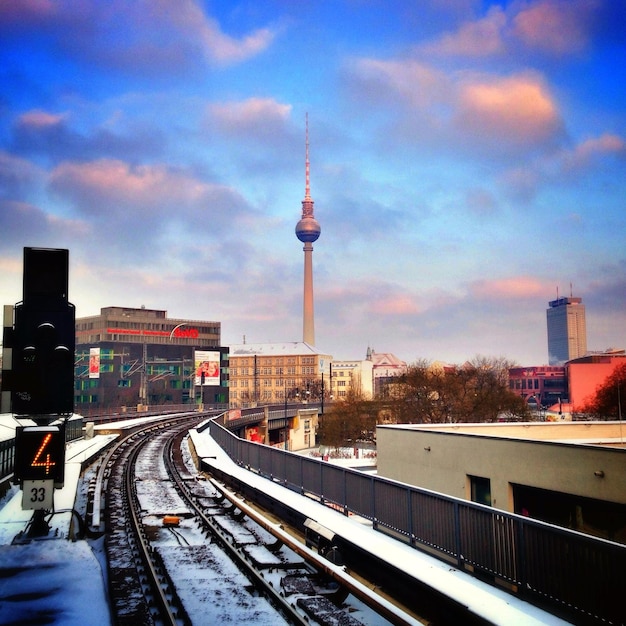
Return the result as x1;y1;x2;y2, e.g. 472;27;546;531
14;425;65;486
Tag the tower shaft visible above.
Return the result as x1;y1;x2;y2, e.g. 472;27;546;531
303;242;314;345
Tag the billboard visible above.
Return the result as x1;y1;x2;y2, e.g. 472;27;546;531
194;350;220;386
89;347;100;379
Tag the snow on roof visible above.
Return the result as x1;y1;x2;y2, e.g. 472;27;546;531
229;342;330;357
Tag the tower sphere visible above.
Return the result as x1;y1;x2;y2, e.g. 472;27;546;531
296;217;321;243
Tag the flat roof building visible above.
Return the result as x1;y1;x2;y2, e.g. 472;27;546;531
228;342;332;408
377;421;626;543
75;307;228;411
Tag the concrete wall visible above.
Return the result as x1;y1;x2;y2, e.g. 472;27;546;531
376;423;626;511
289;409;318;451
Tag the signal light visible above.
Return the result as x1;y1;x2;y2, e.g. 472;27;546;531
10;248;75;420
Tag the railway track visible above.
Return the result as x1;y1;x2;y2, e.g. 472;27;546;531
92;415;412;625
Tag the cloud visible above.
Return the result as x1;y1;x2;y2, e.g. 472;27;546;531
46;159;259;264
348;57;564;153
49;159;246;219
417;0;600;59
11;109;165;164
207;98;292;139
465;187;498;216
350;58;449;110
0;151;43;197
0;199;90;246
0;0;276;74
499;132;626;199
512;0;599;56
420;5;507;57
469;276;546;300
558;133;626;172
455;73;562;147
370;294;422;316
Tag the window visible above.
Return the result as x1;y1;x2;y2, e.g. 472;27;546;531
469;475;492;506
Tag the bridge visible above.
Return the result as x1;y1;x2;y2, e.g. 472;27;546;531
1;408;625;625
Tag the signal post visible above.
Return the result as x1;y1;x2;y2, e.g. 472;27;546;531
6;247;75;536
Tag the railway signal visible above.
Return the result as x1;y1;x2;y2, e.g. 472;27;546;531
8;247;74;525
11;248;75;420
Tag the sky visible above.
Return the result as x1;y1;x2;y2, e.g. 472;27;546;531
1;0;625;367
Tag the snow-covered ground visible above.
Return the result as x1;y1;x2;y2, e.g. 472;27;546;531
0;432;114;625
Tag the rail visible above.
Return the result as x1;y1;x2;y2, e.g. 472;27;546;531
207;418;626;626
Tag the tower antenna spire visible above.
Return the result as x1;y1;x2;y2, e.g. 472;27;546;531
305;112;311;201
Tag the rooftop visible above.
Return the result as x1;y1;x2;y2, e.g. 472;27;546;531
229;342;330;357
378;421;626;449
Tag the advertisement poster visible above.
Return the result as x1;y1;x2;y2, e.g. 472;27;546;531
194;350;220;386
89;347;100;379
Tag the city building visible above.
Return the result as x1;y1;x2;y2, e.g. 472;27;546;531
295;115;321;347
74;306;228;411
228;342;332;408
508;365;566;408
369;349;408;397
328;359;374;399
566;353;626;412
546;294;587;365
377;421;626;543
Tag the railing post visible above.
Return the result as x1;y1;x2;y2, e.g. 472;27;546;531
371;475;378;530
517;517;527;596
407;487;413;546
454;500;463;569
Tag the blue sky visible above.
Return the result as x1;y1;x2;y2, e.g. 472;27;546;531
1;0;625;366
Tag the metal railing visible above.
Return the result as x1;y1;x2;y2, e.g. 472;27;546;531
206;418;626;626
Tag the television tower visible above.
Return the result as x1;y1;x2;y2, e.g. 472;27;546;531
295;114;321;346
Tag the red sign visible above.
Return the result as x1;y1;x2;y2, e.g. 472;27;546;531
106;327;199;339
173;327;199;339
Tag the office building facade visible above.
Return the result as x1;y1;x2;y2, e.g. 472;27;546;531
546;296;587;365
228;342;332;408
75;306;228;411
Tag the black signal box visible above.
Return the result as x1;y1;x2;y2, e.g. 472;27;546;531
11;248;75;418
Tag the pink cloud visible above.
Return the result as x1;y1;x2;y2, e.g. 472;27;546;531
0;0;57;22
17;110;65;128
560;133;626;171
147;0;276;65
49;159;227;212
470;277;546;300
1;1;275;70
456;73;562;145
512;0;597;55
420;6;507;57
370;295;421;316
209;98;291;130
354;58;449;109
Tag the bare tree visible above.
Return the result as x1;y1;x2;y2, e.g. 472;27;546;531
392;356;528;423
319;385;377;449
